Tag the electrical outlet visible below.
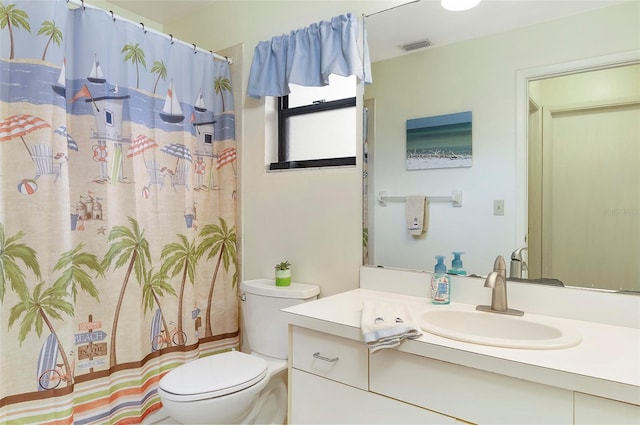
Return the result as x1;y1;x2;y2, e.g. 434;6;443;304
494;200;505;216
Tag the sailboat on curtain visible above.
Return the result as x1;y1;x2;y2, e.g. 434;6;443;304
194;89;207;112
160;79;185;123
87;54;106;84
51;58;66;97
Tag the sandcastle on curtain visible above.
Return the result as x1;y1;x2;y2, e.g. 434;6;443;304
0;1;239;423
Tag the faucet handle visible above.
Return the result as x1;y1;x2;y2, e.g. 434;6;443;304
493;255;506;273
511;246;528;260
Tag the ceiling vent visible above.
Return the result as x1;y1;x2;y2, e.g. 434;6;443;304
401;39;433;51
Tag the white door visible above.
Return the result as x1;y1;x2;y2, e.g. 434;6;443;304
541;101;639;289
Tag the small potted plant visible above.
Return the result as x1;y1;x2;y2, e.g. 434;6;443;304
275;260;291;287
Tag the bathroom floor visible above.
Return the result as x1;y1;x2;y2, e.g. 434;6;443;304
142;408;179;424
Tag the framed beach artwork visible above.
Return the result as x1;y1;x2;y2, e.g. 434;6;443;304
406;111;472;170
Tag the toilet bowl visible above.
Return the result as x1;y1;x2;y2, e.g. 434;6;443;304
157;279;319;424
158;351;287;424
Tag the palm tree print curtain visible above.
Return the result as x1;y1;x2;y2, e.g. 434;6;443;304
0;1;239;423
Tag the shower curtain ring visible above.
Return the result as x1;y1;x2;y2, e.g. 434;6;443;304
193;44;197;54
110;10;115;22
169;34;174;45
140;22;146;33
81;0;85;9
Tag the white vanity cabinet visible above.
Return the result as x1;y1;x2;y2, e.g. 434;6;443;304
288;325;596;425
574;393;640;424
283;287;640;425
289;326;457;424
370;349;574;424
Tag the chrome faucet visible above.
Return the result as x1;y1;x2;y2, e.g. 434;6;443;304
476;256;524;316
510;247;528;278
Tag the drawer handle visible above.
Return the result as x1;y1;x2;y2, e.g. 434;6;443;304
313;352;339;363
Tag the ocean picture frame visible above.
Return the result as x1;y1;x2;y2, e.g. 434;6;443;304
406;111;472;170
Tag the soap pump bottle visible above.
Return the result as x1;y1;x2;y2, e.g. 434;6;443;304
450;252;467;276
431;256;450;304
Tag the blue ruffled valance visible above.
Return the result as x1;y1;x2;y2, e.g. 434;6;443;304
247;13;372;98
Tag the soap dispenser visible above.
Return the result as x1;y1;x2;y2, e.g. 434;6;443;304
431;256;451;304
449;252;467;276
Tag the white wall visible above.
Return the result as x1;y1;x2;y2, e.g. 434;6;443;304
166;1;389;297
364;2;640;275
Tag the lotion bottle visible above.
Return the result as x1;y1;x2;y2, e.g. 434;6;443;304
431;256;450;304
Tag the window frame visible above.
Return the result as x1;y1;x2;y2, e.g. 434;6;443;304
269;94;357;170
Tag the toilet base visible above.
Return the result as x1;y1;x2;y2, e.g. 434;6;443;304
249;370;287;425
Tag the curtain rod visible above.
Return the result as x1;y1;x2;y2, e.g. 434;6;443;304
364;0;420;18
66;0;231;64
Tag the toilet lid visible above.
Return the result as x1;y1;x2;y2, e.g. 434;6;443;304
159;351;267;399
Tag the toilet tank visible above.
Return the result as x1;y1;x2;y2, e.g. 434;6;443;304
240;279;319;360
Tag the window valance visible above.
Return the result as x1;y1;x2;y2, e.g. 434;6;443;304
247;13;372;98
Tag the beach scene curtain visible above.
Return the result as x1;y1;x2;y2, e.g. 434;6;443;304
0;1;239;423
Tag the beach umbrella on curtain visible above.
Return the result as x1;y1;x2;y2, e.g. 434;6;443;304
128;134;159;163
0;114;51;159
210;147;237;189
216;147;236;169
54;125;78;152
160;143;192;173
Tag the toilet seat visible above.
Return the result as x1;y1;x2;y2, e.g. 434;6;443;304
159;351;268;402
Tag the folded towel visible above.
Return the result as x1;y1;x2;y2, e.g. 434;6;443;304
406;195;428;236
361;301;422;353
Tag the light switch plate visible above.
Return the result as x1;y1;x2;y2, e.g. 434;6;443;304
494;200;505;216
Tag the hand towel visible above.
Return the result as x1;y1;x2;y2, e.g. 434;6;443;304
360;300;422;353
406;195;428;236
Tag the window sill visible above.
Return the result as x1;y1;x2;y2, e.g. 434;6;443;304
268;156;356;171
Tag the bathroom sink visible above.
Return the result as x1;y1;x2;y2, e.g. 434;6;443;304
418;309;581;349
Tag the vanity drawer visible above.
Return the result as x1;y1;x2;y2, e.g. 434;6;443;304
291;326;368;390
370;349;574;424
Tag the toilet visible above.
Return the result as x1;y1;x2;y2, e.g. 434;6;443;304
158;278;319;424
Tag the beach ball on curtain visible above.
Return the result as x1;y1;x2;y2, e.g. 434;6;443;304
17;179;38;195
141;185;150;199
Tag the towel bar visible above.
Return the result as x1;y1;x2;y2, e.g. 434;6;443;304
377;190;462;207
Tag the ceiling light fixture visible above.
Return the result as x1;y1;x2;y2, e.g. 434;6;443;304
441;0;482;12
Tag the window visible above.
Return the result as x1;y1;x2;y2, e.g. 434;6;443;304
105;110;114;126
270;75;357;170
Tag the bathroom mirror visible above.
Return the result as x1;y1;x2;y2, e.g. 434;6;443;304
362;3;639;293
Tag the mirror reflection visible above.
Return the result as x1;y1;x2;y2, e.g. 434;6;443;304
526;65;639;291
362;3;639;293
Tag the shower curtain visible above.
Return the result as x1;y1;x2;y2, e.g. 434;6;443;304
0;1;239;423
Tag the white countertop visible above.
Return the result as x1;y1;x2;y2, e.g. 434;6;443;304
282;288;640;405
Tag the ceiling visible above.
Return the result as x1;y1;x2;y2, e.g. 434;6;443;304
108;0;212;26
109;0;629;63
